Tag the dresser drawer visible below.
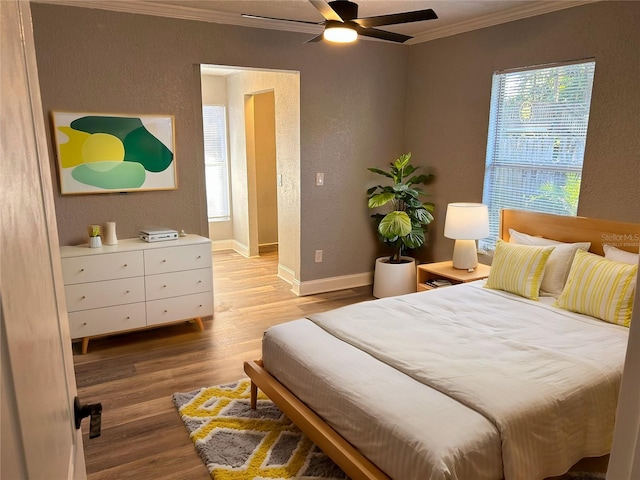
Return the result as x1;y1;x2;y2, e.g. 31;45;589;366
61;251;144;285
68;302;146;339
65;277;145;312
144;243;211;275
146;292;213;326
145;268;213;301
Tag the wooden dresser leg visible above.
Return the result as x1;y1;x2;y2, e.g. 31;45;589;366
81;337;89;355
194;317;204;331
250;381;258;410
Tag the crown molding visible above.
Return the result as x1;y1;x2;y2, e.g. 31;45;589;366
32;0;600;45
32;0;322;35
406;0;600;45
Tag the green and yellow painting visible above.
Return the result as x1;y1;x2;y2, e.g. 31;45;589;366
52;112;176;194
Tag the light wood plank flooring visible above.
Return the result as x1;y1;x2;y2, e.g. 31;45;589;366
73;249;374;480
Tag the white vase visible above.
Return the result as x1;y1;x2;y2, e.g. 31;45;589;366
372;256;417;298
88;236;102;248
103;221;117;245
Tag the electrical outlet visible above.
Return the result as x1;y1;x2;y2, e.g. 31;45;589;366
315;250;323;263
315;173;324;186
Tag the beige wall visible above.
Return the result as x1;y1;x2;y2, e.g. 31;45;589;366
406;1;640;263
254;91;278;246
31;3;408;282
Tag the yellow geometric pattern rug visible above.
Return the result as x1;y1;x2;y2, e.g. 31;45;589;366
173;379;348;480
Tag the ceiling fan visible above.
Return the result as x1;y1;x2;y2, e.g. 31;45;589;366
242;0;438;44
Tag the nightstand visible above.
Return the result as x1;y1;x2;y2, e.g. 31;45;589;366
417;261;491;292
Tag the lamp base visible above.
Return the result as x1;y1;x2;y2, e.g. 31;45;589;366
452;239;478;270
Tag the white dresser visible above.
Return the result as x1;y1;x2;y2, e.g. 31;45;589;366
60;235;213;353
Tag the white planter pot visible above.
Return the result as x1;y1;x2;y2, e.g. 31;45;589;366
373;256;417;298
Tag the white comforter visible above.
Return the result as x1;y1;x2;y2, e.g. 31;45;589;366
307;282;628;480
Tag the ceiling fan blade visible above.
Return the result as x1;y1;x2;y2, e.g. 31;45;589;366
353;9;437;28
356;26;412;44
241;13;323;26
309;0;343;22
304;33;325;43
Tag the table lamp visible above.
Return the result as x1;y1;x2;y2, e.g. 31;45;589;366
444;203;490;270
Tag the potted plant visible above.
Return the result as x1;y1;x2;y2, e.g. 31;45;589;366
367;152;434;297
87;224;102;248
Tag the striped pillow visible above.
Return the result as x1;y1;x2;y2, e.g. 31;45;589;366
485;240;554;300
555;250;637;327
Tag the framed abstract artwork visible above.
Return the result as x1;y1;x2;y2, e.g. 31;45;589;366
51;112;177;194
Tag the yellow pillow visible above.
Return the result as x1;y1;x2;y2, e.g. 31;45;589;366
485;240;554;300
555;250;637;327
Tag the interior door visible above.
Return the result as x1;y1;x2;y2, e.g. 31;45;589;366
1;1;86;478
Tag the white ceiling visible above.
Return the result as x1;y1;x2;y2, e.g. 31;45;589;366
34;0;599;44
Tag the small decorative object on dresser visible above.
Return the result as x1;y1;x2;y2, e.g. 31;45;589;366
60;235;213;353
417;260;491;291
103;221;117;245
87;224;102;248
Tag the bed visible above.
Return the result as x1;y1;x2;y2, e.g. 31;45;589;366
244;209;640;480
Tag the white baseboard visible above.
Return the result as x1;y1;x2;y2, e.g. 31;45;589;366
211;240;234;252
296;271;374;296
210;239;254;258
277;264;298;292
232;240;250;257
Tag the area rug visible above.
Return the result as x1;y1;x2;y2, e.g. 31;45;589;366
173;379;348;480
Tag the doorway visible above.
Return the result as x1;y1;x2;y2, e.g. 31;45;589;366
200;65;301;290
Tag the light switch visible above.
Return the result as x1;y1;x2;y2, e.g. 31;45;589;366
316;173;324;186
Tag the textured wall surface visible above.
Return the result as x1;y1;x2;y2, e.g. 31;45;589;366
31;3;408;282
31;2;639;282
406;1;640;262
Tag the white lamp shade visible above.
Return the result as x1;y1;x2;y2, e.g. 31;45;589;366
444;203;490;240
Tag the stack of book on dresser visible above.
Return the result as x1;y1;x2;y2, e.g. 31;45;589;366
425;279;453;288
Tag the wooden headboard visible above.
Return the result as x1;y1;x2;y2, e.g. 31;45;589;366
500;209;640;256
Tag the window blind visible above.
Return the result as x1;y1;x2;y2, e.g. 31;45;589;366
481;60;596;249
202;105;230;221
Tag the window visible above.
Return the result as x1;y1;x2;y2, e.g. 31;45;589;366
202;105;230;221
481;60;596;249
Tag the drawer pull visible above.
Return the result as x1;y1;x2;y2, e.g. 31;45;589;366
164;309;168;313
163;285;167;288
81;296;86;300
162;259;167;263
126;316;130;320
83;322;87;326
123;264;128;267
80;268;85;272
125;290;130;294
197;255;202;259
199;304;203;308
197;280;202;284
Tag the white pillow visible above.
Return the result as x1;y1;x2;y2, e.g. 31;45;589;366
604;244;639;265
508;229;591;296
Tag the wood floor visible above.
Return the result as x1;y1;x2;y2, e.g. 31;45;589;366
73;249;374;480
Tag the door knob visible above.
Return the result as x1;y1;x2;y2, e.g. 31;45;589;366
74;396;102;439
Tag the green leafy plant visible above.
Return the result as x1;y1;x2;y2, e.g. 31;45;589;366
367;153;435;264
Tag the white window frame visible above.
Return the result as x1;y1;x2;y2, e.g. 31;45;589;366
480;59;596;250
202;105;231;222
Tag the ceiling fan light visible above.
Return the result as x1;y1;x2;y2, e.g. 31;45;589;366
323;25;357;43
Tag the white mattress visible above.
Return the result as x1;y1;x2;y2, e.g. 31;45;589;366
262;281;629;480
